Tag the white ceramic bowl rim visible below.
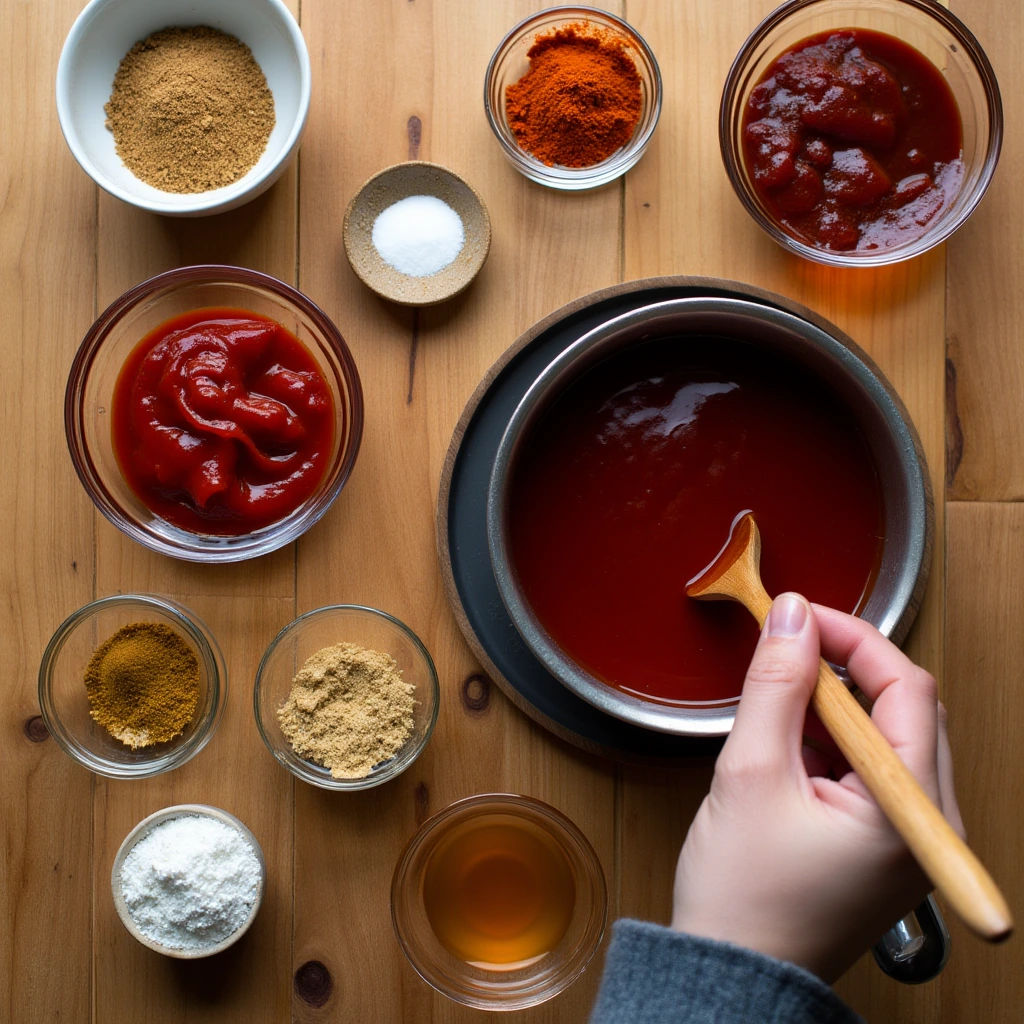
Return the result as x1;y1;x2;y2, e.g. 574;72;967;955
55;0;311;215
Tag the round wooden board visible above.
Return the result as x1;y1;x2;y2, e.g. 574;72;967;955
436;276;933;762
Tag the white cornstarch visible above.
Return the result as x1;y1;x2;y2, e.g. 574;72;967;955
371;194;465;277
120;815;261;951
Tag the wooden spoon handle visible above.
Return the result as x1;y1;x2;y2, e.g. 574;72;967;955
813;659;1013;942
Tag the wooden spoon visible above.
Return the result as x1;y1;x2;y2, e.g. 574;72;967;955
686;511;1013;943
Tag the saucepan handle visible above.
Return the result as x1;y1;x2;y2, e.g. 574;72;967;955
872;895;950;984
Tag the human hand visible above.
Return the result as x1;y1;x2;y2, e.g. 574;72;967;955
671;594;962;983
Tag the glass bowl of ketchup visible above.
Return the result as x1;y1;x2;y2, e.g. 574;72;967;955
65;265;363;562
720;0;1002;266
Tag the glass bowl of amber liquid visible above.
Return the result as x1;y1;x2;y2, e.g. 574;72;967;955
720;0;1002;266
254;604;440;791
64;264;364;562
391;793;607;1009
38;594;227;779
484;6;662;190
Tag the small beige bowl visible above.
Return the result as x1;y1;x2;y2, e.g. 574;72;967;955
112;804;266;959
343;162;491;306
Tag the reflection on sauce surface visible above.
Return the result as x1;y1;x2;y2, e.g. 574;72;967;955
509;338;885;704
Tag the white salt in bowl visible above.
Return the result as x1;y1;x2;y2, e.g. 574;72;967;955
56;0;310;216
343;162;492;306
112;804;266;959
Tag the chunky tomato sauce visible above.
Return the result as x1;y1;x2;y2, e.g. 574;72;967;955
508;338;884;705
742;29;963;252
112;309;335;534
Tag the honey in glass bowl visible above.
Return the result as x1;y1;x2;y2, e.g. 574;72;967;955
423;819;576;967
391;793;606;1009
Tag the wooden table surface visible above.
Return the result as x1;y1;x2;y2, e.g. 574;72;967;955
3;1;1021;1020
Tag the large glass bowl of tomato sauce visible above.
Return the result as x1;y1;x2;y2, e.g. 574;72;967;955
65;266;363;562
720;0;1002;267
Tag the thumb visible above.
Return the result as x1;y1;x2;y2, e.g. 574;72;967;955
724;593;820;777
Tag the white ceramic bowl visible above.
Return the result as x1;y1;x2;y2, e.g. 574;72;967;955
112;804;266;958
56;0;311;217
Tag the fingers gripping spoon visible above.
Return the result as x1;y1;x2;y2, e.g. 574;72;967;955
686;512;1012;943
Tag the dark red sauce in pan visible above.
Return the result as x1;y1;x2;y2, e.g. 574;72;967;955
508;337;885;704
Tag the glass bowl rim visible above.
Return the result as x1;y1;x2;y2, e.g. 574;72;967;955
390;791;608;1009
253;603;441;791
63;263;365;562
38;593;228;779
483;4;664;188
718;0;1004;267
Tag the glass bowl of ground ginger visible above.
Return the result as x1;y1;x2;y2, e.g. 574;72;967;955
254;605;440;791
38;594;226;779
484;6;663;190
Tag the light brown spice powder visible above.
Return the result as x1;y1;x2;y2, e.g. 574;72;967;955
104;25;275;194
277;643;415;780
85;621;199;748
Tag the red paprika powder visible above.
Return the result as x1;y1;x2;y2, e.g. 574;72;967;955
505;26;642;168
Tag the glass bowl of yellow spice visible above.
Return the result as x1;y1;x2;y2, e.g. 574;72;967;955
38;595;226;779
254;605;439;791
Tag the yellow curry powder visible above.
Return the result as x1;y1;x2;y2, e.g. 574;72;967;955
84;622;199;749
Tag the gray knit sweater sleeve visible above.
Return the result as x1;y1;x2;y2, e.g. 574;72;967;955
589;920;864;1024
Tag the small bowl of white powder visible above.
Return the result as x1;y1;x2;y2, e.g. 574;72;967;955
112;804;265;958
343;161;491;306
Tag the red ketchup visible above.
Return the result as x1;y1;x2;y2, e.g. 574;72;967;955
112;309;335;535
508;338;885;705
742;29;963;252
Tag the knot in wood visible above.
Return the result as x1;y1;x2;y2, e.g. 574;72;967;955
24;715;49;743
414;781;430;826
407;115;422;159
294;960;333;1008
460;674;492;714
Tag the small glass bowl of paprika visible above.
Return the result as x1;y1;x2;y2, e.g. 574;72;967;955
720;0;1002;266
484;6;662;190
65;265;364;562
38;594;227;779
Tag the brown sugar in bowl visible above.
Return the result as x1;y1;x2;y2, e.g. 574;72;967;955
343;162;491;307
